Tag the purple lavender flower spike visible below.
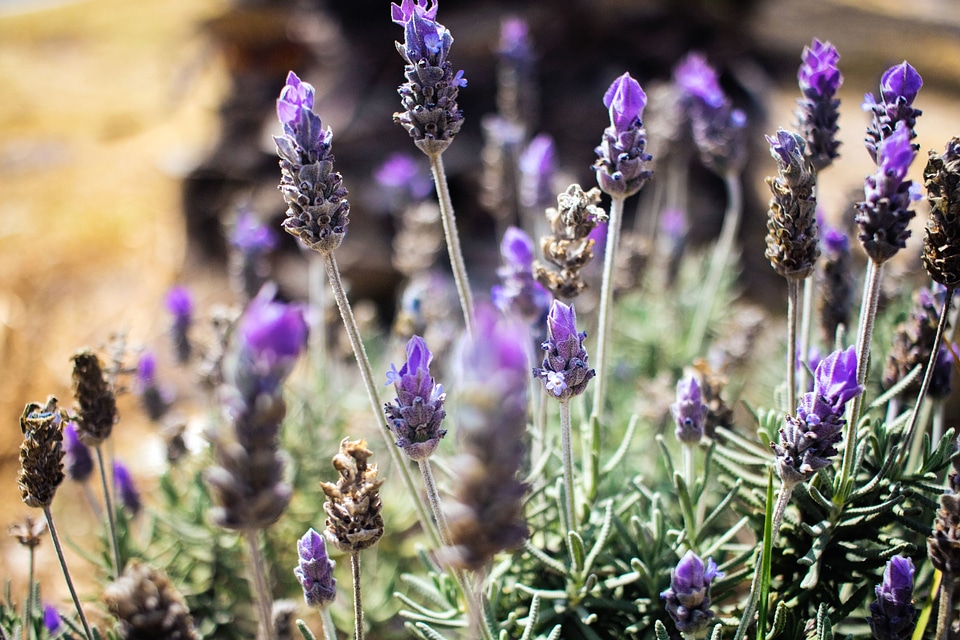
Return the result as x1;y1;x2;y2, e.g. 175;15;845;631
797;38;842;170
136;350;172;422
375;152;434;201
492;227;552;325
113;460;141;517
43;604;61;635
392;0;466;156
868;556;917;640
534;301;595;400
235;287;308;397
674;53;724;109
593;73;653;198
384;335;447;460
519;134;556;210
275;71;350;255
63;422;92;483
232;210;277;255
294;528;337;608
814;345;862;409
165;286;193;364
661;550;723;638
671;376;707;444
863;61;923;163
856;122;918;263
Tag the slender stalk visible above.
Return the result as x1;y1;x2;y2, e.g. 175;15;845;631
900;288;954;468
786;279;801;414
319;608;337;640
352;552;364;640
559;398;576;532
244;530;276;640
798;277;815;397
936;570;954;640
417;459;451;545
683;444;696;515
95;445;121;578
427;152;475;336
591;195;626;421
24;544;34;640
42;507;94;640
686;170;743;360
322;252;441;548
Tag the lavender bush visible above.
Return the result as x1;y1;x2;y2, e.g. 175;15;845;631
6;13;960;640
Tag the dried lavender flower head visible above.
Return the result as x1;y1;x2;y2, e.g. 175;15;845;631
392;0;467;156
863;61;923;162
796;38;843;170
868;556;917;640
593;72;653;198
104;560;199;640
294;528;337;608
18;397;65;508
492;226;553;325
113;460;142;517
923;137;960;287
321;438;384;552
384;335;448;460
64;421;93;482
72;349;118;446
534;300;595;400
764;128;819;281
8;515;46;549
275;71;350;255
672;375;707;444
660;550;723;638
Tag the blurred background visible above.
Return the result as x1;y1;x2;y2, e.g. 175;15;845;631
1;0;959;605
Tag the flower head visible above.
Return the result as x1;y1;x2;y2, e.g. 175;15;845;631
165;286;193;363
136;350;172;422
321;439;384;552
796;39;842;170
294;528;337;608
765;129;819;281
18;398;65;509
43;604;61;635
798;39;842;100
863;61;923;163
492;227;552;325
880;62;923;106
534;301;595;400
72;350;118;446
674;53;724;109
868;556;917;640
277;71;315;125
235;287;308;394
64;421;93;482
519;134;556;210
375;152;434;201
113;460;142;517
593;73;653;197
604;72;647;133
923;137;960;287
661;550;723;638
384;335;447;460
231;210;277;255
671;376;707;444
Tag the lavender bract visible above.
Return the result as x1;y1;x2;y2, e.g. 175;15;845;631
492;226;552;325
534;301;595;400
796;38;842;170
43;604;61;635
593;73;653;198
660;550;723;638
294;528;337;608
671;376;706;444
384;335;447;460
867;556;917;640
864;61;923;163
275;71;349;255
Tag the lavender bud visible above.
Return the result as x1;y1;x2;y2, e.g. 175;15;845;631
113;460;142;517
923;138;960;287
796;39;843;170
671;376;707;444
18;397;65;509
660;550;723;638
534;301;595;400
764;129;819;281
593;72;653;198
384;335;448;460
165;286;193;364
230;209;277;300
391;0;466;156
294;528;337;608
867;556;917;640
275;71;350;255
374;152;434;202
72;349;118;446
136;351;171;422
64;421;93;482
492;226;553;325
864;61;923;163
518;134;556;211
43;604;61;635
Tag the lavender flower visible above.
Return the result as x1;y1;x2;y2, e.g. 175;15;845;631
496;16;536;125
392;0;467;156
671;376;707;444
18;398;65;509
374;152;434;202
136;350;171;422
104;560;199;640
113;460;141;517
867;556;917;640
534;183;606;298
534;301;595;400
856;122;919;264
593;72;653;198
294;528;337;608
491;226;552;325
384;335;447;460
660;550;723;638
64;421;93;483
772;346;863;486
43;604;61;635
321;439;384;552
883;287;949;395
165;286;193;364
764;129;819;280
818;222;854;342
275;71;349;255
864;61;923;162
518;133;556;211
230;209;277;300
796;38;843;170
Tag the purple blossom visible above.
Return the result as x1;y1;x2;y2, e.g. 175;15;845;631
674;53;724;109
880;62;923;106
534;301;595;400
231;210;277;255
822;224;849;254
593;73;653;197
796;38;842;170
113;460;141;516
64;421;93;483
233;287;308;397
498;16;532;63
136;350;172;421
661;550;723;637
294;528;337;608
671;376;707;444
868;556;917;640
43;604;61;634
374;152;433;201
814;345;862;409
604;72;647;133
384;335;447;460
165;287;193;364
863;61;923;163
518;134;556;210
492;227;552;325
798;39;842;100
276;71;314;125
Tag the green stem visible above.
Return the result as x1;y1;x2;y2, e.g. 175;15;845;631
95;445;121;578
683;444;696;517
43;507;94;640
319;608;337;640
244;530;276;640
427;152;475;336
786;279;801;414
560;398;577;533
936;569;954;640
417;459;451;545
591;195;626;422
352;552;364;640
322;252;441;548
25;545;34;640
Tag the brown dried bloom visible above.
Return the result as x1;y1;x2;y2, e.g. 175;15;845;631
923;138;960;287
321;438;384;552
104;560;199;640
692;360;734;438
764;130;819;281
72;350;118;446
535;184;606;298
18;397;66;509
928;453;960;576
8;515;47;548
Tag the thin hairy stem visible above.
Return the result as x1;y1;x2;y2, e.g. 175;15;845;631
936;570;955;640
244;530;276;640
418;459;451;545
95;445;121;578
352;552;364;640
798;277;815;397
683;444;696;517
319;608;337;640
428;152;475;335
25;545;34;640
560;398;577;532
786;279;801;414
322;252;441;548
43;507;94;640
591;195;626;421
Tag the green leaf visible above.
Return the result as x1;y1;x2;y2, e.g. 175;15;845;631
296;619;318;640
567;530;585;573
654;619;671;640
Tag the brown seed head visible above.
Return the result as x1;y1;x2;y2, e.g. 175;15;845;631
104;560;199;640
72;350;118;446
923;138;960;287
8;514;47;548
534;184;606;298
321;438;384;552
18;397;65;509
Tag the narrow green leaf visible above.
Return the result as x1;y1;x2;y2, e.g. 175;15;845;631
755;469;775;640
296;619;318;640
568;530;585;573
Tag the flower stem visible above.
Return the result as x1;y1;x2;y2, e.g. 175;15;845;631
936;569;955;640
559;398;576;533
95;445;121;578
319;608;337;640
42;507;94;640
427;152;475;336
25;544;34;640
322;252;441;548
417;459;451;545
244;529;276;640
786;279;801;414
352;552;364;640
591;195;626;422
